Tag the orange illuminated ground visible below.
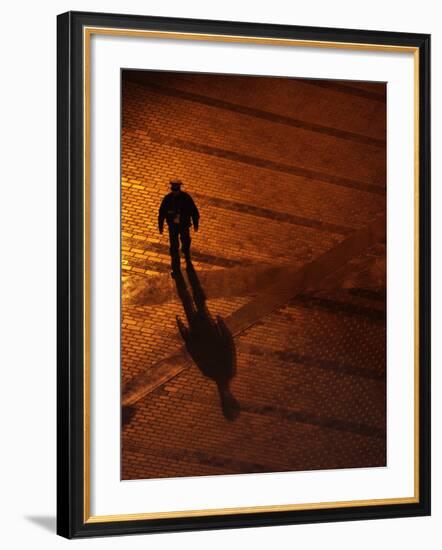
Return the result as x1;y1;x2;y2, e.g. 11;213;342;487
120;70;386;480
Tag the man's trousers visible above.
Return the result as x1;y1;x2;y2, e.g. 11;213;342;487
168;224;191;270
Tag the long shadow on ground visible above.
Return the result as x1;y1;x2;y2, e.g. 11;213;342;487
174;263;240;421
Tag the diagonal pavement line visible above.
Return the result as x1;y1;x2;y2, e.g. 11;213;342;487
122;213;385;407
125;254;385;308
125;263;297;307
122;351;191;407
224;213;385;335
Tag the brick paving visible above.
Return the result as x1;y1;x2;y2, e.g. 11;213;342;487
120;71;386;480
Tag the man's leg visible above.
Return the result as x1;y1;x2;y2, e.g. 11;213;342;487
168;225;180;273
180;226;191;264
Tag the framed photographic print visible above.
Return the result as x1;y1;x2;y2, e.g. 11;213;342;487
57;11;431;538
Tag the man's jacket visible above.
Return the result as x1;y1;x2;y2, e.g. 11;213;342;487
158;192;200;232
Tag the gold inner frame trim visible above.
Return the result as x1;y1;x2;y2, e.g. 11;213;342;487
413;48;420;502
82;26;420;524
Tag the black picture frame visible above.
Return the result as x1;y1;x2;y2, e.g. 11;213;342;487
57;10;431;539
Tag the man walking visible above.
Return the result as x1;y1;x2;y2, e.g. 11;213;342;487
158;179;200;274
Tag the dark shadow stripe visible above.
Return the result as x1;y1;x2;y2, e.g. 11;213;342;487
124;441;283;475
245;344;385;382
192;192;354;235
124;256;169;273
289;294;386;321
127;77;385;148
126;392;385;442
276;350;385;382
239;403;386;440
123;238;246;268
148;131;386;196
305;80;387;103
349;287;386;302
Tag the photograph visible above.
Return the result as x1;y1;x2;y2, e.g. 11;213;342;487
55;11;430;537
120;69;387;481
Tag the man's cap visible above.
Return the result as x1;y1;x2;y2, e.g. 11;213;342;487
170;179;183;188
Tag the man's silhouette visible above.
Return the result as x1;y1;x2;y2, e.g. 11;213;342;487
158;179;200;274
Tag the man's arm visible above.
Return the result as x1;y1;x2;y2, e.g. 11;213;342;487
189;195;200;231
158;197;167;233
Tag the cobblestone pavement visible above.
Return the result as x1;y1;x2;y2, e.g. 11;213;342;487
120;71;386;480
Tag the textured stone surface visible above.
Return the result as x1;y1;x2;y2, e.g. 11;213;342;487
120;71;386;480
